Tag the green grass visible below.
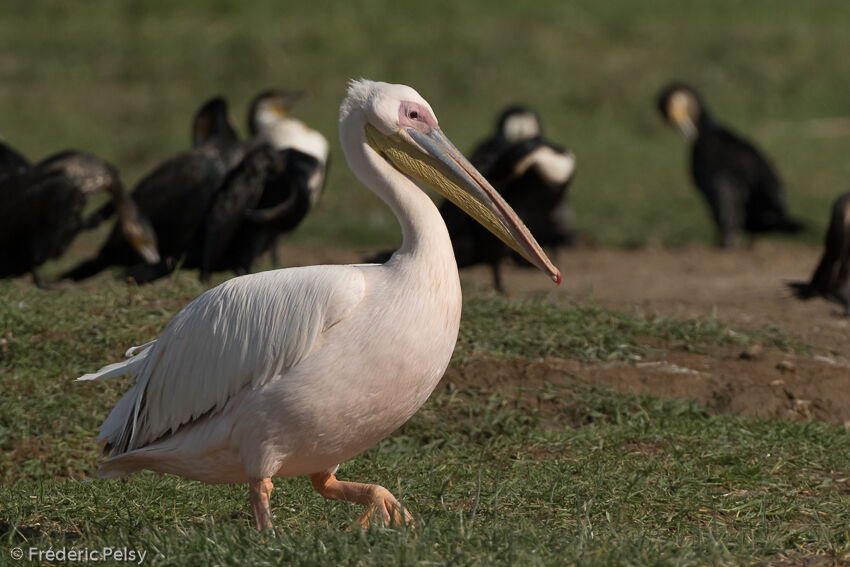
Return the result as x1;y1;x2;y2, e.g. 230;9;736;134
3;276;844;565
4;381;850;565
0;275;804;484
456;296;805;364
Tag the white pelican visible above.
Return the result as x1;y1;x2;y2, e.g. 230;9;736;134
78;80;560;531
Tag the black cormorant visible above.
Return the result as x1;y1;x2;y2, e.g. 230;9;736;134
0;151;159;288
195;143;288;280
467;105;544;174
244;89;330;266
787;192;850;314
195;145;323;281
246;88;329;212
193;89;330;280
62;96;242;282
658;82;805;247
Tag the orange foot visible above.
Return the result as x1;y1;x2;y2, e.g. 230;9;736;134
310;470;415;529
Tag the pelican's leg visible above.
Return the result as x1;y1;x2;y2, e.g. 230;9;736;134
249;477;274;531
310;470;415;529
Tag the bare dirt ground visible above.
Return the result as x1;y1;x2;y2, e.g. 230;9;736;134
284;240;850;425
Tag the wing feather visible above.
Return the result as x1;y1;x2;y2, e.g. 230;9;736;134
79;265;366;454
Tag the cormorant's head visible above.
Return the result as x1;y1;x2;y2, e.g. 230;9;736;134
247;89;306;136
118;202;160;265
657;82;704;141
496;105;542;143
192;96;238;147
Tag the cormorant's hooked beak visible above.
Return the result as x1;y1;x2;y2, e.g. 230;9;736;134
274;90;307;116
365;123;561;284
669;94;698;141
130;233;161;265
116;199;161;265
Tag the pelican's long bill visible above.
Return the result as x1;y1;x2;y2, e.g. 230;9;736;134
365;123;561;284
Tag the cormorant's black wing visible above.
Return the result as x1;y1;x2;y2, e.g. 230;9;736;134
213;149;317;275
0;170;85;278
695;128;803;240
0;141;29;186
198;144;284;277
468;135;509;176
791;192;850;301
63;145;233;281
692;129;758;245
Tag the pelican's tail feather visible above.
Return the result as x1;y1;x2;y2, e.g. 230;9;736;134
95;450;150;479
96;382;143;449
76;341;155;382
76;341;156;455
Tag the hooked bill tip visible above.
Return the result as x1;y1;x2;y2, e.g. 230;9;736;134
554;270;562;285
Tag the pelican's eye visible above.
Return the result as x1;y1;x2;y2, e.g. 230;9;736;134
399;101;437;132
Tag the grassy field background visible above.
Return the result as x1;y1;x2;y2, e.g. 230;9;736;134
3;1;850;565
2;0;850;254
3;276;849;565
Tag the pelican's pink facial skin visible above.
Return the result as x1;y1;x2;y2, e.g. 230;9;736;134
399;101;438;133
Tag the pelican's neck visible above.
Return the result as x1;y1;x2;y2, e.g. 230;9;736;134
340;112;456;274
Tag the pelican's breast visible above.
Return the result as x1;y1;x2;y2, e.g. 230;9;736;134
250;261;462;477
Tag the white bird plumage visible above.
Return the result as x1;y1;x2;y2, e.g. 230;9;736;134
78;79;559;530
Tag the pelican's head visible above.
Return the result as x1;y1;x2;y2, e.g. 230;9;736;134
341;79;561;284
658;82;703;141
248;89;306;136
192;96;239;148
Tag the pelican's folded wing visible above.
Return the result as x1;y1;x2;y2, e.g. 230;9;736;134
79;264;366;454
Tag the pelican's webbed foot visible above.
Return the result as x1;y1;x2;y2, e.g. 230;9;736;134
310;470;415;529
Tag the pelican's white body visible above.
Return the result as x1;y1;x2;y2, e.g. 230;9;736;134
81;81;461;484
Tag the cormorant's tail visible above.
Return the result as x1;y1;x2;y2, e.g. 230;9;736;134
61;257;109;281
776;217;807;234
122;259;175;284
786;281;817;300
